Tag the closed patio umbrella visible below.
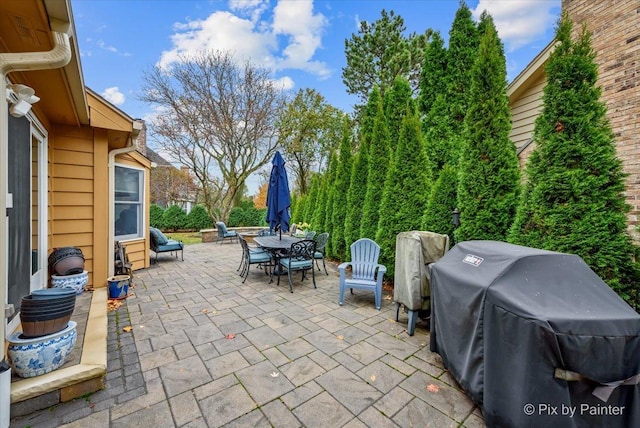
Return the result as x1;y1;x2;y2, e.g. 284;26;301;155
266;151;291;240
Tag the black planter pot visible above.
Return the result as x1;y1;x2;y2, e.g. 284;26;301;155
48;247;85;276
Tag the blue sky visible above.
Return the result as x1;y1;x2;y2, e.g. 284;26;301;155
71;0;561;192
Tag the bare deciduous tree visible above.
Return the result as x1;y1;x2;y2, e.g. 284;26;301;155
140;50;286;221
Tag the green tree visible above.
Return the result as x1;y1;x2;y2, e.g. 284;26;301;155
384;77;415;151
303;174;321;225
422;164;458;239
150;204;165;229
311;172;329;234
330;118;354;260
277;88;343;194
361;96;391;240
508;14;638;305
418;31;448;118
187;205;213;230
162;205;188;232
446;2;479;129
376;110;431;277
456;14;520;242
344;89;379;247
322;152;339;258
343;9;431;107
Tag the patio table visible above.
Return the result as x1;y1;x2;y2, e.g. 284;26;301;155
254;235;302;283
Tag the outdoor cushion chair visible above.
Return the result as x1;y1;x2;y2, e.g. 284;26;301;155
277;239;316;293
215;221;239;244
304;230;317;240
339;238;386;310
149;227;184;264
313;232;329;275
258;228;276;237
238;235;272;283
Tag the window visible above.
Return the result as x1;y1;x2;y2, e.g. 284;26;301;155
115;165;144;240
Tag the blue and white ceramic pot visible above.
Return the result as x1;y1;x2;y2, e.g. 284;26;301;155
50;270;88;295
7;321;77;378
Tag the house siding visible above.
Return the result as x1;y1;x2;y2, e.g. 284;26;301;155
509;74;546;154
49;125;97;287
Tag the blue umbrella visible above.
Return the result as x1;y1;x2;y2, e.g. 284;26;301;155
266;151;291;239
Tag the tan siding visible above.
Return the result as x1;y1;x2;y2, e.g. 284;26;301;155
509;74;545;156
93;129;109;288
50;125;96;288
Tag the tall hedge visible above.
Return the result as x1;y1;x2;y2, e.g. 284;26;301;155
150;204;165;229
330;117;354;260
360;96;391;240
162;205;188;232
303;175;321;225
384;77;415;152
187;205;213;230
376;110;431;277
418;31;448;118
322;152;339;257
508;14;639;306
344;89;378;247
422;163;458;239
455;14;520;242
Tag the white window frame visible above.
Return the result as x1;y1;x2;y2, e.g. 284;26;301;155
114;164;145;241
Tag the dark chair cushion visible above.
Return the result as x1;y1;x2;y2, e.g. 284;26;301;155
150;227;168;245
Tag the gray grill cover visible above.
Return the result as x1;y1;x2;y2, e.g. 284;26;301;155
429;240;640;427
394;231;449;311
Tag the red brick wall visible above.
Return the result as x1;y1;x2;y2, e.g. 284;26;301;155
563;0;640;237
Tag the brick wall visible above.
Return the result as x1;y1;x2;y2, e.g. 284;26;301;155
563;0;640;236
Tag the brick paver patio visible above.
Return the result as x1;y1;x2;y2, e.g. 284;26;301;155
10;241;484;427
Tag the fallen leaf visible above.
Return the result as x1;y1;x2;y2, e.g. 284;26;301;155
336;335;344;340
201;309;208;313
427;384;440;393
270;372;279;378
384;295;392;300
388;319;396;323
370;375;376;382
122;326;133;333
89;403;95;409
226;333;236;339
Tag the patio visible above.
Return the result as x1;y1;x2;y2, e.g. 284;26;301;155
10;240;483;427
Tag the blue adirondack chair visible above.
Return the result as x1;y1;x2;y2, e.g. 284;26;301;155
338;238;387;310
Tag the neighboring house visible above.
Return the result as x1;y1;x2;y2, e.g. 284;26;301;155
508;0;640;236
1;0;150;413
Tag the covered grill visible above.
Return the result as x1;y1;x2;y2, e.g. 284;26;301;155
429;240;640;427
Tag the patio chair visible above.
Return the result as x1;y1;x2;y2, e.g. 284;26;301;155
215;221;239;244
289;223;297;236
277;239;316;293
313;232;329;275
238;235;272;283
339;238;386;310
149;227;184;264
305;230;317;240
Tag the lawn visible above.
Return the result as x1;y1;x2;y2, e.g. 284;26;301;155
162;231;203;245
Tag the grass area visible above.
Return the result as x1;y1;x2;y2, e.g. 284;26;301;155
163;231;202;245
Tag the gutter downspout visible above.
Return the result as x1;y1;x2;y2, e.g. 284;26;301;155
0;19;72;428
107;120;142;278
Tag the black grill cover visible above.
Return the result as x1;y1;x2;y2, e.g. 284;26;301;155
429;240;640;427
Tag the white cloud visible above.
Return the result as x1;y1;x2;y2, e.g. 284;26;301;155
157;0;330;79
472;0;560;51
272;0;330;78
271;76;295;90
102;87;125;105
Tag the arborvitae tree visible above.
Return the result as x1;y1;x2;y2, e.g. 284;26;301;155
322;152;339;257
446;2;479;130
303;174;320;225
376;110;431;277
289;193;299;224
361;97;391;240
508;14;638;306
330;117;354;260
311;174;328;233
344;90;379;247
456;14;520;242
422;163;458;239
292;193;307;226
384;77;415;151
418;31;448;118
